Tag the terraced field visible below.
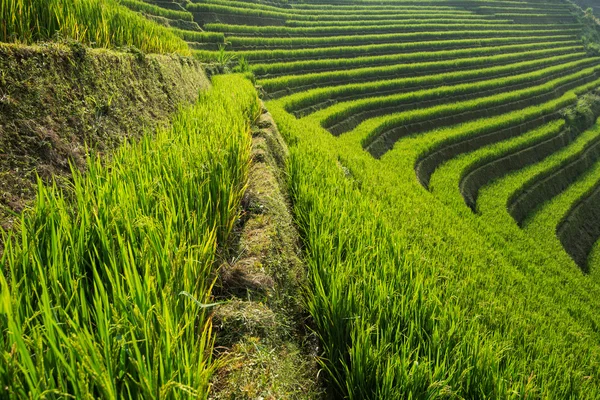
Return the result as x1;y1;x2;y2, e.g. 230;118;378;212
5;0;600;397
155;0;600;396
180;0;600;279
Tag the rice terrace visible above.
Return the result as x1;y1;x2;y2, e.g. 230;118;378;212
3;0;600;398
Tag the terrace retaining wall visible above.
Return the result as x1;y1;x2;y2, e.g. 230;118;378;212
0;42;209;231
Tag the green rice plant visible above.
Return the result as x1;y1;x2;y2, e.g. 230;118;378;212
1;0;595;396
285;18;513;27
250;41;581;77
425;117;583;214
195;0;474;16
0;74;259;398
186;2;487;22
405;78;600;189
475;123;600;275
361;71;600;156
478;5;570;13
525;151;600;270
119;0;194;21
286;12;485;21
416;80;600;176
0;0;190;54
233;56;250;73
588;238;600;269
259;48;587;94
288;3;460;11
205;22;581;37
186;2;291;21
172;28;225;44
496;12;574;17
316;57;598;131
281;53;592;114
227;29;581;50
359;69;595;152
268;92;600;397
192;0;600;396
213;44;237;70
219;35;576;64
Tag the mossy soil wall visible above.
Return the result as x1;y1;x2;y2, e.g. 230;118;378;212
0;43;210;230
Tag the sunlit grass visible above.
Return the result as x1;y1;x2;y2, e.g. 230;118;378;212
0;75;259;398
1;0;190;54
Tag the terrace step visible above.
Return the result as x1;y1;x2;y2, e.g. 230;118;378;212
325;64;588;136
558;182;600;272
263;49;584;96
252;42;581;78
364;73;599;159
141;0;187;11
461;92;600;213
288;56;588;117
509;130;600;226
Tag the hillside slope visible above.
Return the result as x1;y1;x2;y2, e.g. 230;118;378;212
168;0;600;397
4;0;600;398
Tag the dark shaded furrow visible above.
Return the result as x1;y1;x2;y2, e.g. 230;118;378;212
459;127;577;211
232;30;580;50
557;182;600;272
288;54;586;115
508;135;600;226
250;36;575;67
415;113;560;189
192;11;286;27
255;42;578;79
324;66;581;136
217;24;581;38
366;74;597;158
271;51;584;99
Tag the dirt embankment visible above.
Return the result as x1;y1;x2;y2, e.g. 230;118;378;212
0;42;209;232
210;103;323;399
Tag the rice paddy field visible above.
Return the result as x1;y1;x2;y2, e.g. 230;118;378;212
3;0;600;398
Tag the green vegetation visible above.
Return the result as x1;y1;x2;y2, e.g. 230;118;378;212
120;0;194;22
281;52;591;113
197;35;577;64
361;67;600;152
187;0;600;396
0;0;190;54
0;42;209;235
0;75;259;398
6;0;600;397
318;57;595;132
227;29;581;50
270;99;600;397
261;49;587;94
251;41;581;76
172;28;225;44
207;22;580;36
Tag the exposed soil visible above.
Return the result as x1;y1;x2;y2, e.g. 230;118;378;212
209;103;323;399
